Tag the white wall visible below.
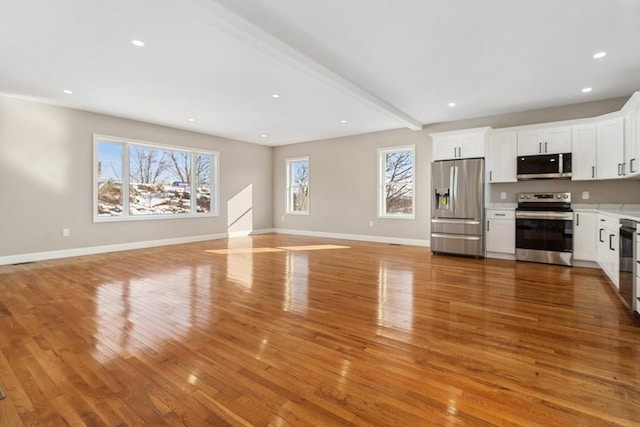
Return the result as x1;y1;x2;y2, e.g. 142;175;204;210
272;96;635;242
273;128;430;244
0;95;273;259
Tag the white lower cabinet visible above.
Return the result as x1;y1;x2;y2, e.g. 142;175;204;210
596;214;620;288
573;211;597;261
486;210;515;254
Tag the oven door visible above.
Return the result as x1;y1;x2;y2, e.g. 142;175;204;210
515;211;573;266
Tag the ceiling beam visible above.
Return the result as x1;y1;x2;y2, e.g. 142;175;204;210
193;1;423;131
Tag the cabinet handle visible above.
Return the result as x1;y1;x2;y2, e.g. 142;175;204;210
495;213;506;216
544;141;548;153
591;166;595;178
576;213;579;226
539;142;542;153
621;163;626;176
609;234;614;251
489;171;492;181
458;147;462;158
631;158;637;173
487;220;490;231
599;228;604;242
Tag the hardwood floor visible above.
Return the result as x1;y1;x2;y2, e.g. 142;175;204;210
0;233;639;426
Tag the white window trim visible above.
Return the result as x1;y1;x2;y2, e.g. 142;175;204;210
93;134;220;222
286;156;310;215
377;145;416;219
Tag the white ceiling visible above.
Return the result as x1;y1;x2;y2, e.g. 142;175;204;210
1;0;639;146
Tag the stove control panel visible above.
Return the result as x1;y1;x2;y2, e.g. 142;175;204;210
517;192;571;203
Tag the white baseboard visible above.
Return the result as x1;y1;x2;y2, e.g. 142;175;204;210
486;252;516;261
572;260;599;269
272;228;429;247
0;228;274;265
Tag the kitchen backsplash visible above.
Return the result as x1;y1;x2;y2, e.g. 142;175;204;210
488;179;640;204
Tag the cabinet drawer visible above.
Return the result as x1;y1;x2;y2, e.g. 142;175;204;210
596;214;618;231
486;210;515;220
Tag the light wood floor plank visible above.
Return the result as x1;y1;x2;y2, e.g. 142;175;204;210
1;233;639;426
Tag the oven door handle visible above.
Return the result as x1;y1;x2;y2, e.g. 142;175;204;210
515;211;573;220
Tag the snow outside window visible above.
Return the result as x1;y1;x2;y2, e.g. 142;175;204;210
378;145;415;219
94;134;218;222
286;157;309;215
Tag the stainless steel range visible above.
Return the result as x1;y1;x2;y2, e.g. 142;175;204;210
515;192;573;266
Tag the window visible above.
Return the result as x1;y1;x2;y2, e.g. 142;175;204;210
286;157;309;214
378;145;415;218
94;134;218;221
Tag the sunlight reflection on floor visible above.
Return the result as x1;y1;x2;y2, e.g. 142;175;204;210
206;244;350;255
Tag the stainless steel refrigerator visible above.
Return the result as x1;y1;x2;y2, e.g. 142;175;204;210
431;158;484;257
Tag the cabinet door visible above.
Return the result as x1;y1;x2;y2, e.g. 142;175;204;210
433;135;459;161
605;230;620;288
458;133;485;159
486;219;515;254
573;212;596;261
596;219;608;271
486;132;517;183
597;117;625;179
543;127;572;153
624;105;640;176
572;124;597;180
517;130;544;155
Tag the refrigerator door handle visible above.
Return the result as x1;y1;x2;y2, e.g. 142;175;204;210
452;165;459;212
431;219;481;225
449;165;455;211
431;233;481;241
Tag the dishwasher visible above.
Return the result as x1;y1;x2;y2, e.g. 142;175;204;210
619;219;638;312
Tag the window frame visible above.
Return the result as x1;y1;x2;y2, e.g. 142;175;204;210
377;145;416;219
93;134;219;222
285;156;310;215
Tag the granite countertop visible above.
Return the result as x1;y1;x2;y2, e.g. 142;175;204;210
573;204;640;222
486;204;640;221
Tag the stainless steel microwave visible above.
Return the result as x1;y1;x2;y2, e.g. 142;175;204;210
517;153;572;180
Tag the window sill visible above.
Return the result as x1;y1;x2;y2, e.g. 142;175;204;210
94;212;219;223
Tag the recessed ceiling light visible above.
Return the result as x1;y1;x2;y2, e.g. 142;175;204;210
63;89;73;95
448;102;456;107
582;87;592;93
593;51;607;59
187;118;195;122
272;94;280;99
340;120;347;124
131;40;145;47
261;134;267;138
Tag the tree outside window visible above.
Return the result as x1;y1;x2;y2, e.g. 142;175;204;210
94;135;218;221
378;146;415;218
286;157;309;214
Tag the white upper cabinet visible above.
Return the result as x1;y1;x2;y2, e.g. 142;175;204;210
571;123;597;180
486;132;517;183
517;126;572;155
596;116;625;179
623;93;640;177
431;127;490;161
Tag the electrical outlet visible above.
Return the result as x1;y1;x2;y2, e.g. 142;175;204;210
369;220;374;227
62;228;70;237
500;192;507;200
582;191;589;200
